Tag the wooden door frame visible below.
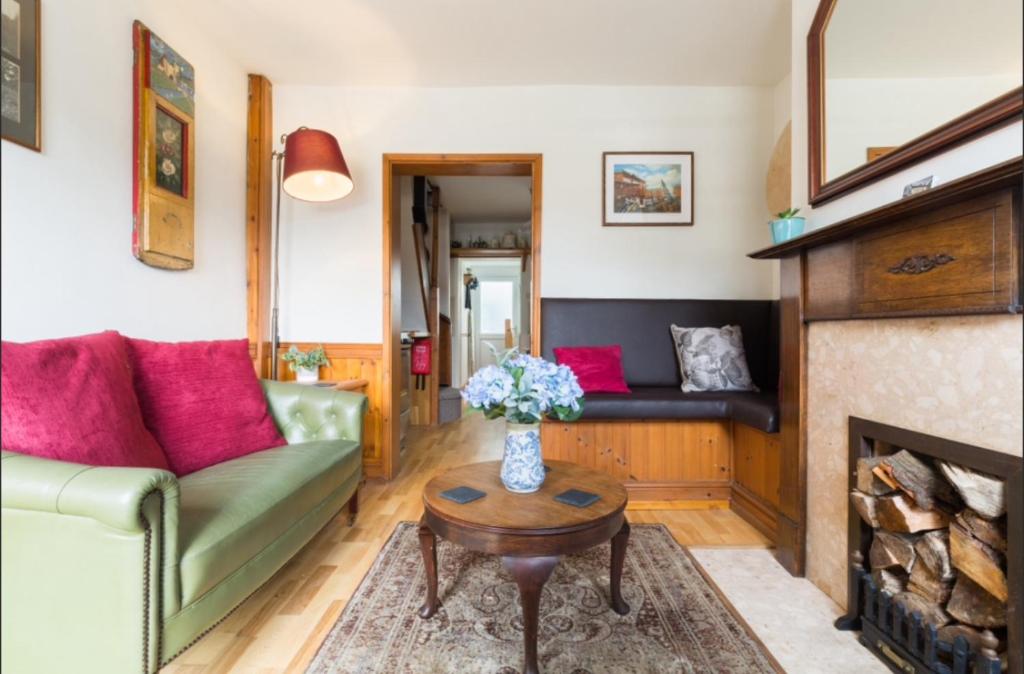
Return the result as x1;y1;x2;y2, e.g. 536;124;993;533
382;154;543;479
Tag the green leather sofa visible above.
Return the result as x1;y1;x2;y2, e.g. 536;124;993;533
1;380;367;674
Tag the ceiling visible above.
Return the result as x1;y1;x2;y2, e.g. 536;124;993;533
192;0;791;87
432;176;532;223
826;0;1023;79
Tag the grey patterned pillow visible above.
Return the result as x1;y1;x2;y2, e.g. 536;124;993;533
670;324;759;392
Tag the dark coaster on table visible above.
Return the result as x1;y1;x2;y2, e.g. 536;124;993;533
440;486;486;504
554;489;600;508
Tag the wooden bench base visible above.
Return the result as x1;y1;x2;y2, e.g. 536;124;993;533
541;419;782;542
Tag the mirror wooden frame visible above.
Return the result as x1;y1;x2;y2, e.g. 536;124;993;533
807;0;1023;206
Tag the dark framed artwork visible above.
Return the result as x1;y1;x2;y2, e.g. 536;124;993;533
1;0;40;151
132;21;195;270
603;151;694;226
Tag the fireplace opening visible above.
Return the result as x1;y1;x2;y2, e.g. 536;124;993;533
835;418;1022;674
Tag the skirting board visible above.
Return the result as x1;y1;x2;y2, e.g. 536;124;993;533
730;481;779;541
625;481;731;502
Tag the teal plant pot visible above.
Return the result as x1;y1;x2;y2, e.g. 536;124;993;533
771;217;806;244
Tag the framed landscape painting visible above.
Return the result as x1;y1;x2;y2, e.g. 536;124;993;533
1;0;40;151
603;152;694;226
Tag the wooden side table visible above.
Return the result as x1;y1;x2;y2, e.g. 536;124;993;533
419;460;630;674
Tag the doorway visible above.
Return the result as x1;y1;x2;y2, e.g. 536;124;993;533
457;259;526;381
381;154;542;479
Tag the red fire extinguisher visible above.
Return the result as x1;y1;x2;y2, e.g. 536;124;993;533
411;337;432;389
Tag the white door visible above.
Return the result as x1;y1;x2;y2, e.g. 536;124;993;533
471;267;521;369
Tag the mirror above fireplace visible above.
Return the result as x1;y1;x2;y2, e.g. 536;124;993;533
807;0;1023;205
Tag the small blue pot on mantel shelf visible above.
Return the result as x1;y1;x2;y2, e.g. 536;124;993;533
769;208;805;244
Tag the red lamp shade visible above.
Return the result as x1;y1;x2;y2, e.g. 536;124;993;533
282;128;354;202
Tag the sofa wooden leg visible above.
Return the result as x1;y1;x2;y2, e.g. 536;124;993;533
347;489;359;526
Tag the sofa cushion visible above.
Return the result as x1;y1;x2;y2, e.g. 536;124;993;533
580;386;779;433
0;331;170;470
126;338;286;476
176;439;361;606
553;345;631;394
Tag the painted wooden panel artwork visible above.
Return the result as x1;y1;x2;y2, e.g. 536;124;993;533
132;21;196;270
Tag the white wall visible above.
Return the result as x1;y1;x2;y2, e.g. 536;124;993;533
791;0;1023;228
0;1;249;342
274;84;779;343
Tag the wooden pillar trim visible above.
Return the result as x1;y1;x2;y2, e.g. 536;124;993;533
776;253;808;575
245;74;274;377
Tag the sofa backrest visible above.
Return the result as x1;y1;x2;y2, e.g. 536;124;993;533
541;298;780;390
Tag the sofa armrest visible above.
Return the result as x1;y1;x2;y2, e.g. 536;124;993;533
1;450;181;672
1;450;179;533
261;380;369;445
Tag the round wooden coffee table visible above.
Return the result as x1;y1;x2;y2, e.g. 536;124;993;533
418;460;629;674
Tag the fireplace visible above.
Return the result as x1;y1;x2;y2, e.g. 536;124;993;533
835;418;1022;674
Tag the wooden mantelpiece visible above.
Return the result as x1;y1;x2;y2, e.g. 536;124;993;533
746;157;1022;578
751;158;1022;322
754;158;1021;260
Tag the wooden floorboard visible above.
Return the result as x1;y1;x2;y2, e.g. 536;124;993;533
161;413;771;673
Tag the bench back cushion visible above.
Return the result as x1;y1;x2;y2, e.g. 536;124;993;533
541;298;779;390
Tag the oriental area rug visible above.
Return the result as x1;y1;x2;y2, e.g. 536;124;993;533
307;522;780;674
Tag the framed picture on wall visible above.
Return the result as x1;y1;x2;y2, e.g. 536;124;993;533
132;21;196;270
1;0;40;151
602;151;694;226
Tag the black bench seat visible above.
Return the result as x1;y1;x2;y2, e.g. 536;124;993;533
542;298;780;434
580;387;779;433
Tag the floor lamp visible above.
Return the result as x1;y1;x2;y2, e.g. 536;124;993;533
270;127;354;380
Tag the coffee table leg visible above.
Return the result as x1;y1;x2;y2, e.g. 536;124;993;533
418;515;440;619
610;518;630;615
503;555;559;674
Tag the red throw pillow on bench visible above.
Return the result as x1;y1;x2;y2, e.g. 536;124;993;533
125;337;286;476
1;331;170;470
553;345;631;394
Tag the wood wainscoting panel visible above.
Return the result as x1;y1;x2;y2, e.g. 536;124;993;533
731;423;782;541
272;343;385;478
541;419;732;502
733;423;781;508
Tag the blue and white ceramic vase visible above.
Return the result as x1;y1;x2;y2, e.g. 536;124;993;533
500;422;545;493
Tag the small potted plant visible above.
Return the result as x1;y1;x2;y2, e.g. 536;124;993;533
282;345;329;384
462;349;584;493
770;207;806;244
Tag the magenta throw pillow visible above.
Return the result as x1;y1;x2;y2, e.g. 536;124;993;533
553;345;631;394
1;331;170;470
125;337;286;476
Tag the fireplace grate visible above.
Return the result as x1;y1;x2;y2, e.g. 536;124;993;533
835;418;1021;674
853;563;1001;674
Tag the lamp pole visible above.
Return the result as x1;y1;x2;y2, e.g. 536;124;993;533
269;134;287;380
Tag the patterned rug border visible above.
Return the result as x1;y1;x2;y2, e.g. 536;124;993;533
306;520;784;673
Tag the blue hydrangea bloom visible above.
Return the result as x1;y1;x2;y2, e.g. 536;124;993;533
461;350;585;423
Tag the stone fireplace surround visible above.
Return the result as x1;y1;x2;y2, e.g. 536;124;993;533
805;314;1023;607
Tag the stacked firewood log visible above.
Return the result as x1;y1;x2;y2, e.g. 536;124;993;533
850;450;1009;660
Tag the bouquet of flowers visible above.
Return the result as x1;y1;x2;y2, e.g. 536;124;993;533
461;349;585;424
